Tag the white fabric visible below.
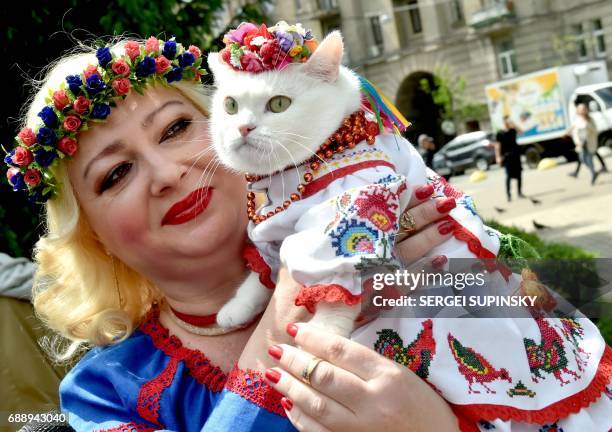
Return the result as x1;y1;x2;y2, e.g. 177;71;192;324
571;116;598;152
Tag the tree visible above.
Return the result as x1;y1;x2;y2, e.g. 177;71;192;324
1;1;270;257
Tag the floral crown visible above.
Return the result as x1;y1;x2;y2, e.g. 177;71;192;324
4;36;207;203
219;21;319;73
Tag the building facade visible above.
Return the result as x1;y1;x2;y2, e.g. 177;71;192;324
270;0;612;142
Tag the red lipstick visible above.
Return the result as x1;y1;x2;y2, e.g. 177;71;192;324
162;187;213;226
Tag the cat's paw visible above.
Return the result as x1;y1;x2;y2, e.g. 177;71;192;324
216;298;261;328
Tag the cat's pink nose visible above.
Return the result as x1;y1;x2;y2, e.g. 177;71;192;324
239;125;256;137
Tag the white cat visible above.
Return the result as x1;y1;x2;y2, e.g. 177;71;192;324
208;30;499;335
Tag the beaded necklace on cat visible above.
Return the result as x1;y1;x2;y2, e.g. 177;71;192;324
245;110;382;225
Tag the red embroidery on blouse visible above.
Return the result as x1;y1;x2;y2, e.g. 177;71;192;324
136;357;179;427
96;422;156;432
243;242;275;289
225;364;287;417
302;160;396;199
295;283;362;313
138;306;227;392
451;345;612;425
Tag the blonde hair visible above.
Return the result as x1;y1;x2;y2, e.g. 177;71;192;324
28;40;212;361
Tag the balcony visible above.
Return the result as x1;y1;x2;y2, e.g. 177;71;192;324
469;1;515;32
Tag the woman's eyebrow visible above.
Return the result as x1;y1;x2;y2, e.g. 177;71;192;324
83;140;125;180
141;100;184;129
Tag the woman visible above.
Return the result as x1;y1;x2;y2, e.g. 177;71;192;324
569;103;605;184
6;38;461;431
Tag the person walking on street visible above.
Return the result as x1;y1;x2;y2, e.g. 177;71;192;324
495;115;524;202
568;103;606;183
418;133;436;169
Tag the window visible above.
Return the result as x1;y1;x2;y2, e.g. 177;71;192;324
294;0;301;11
497;40;517;78
450;0;464;23
318;0;338;10
370;15;384;54
394;0;423;48
593;19;606;57
595;87;612;109
573;23;588;60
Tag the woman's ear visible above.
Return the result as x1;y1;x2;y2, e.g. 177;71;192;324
303;31;344;83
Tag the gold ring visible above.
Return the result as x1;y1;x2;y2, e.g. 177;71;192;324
397;210;417;242
301;356;324;385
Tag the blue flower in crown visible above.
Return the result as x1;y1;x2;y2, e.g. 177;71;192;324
91;104;111;119
36;127;57;146
66;75;83;95
34;149;57;167
136;56;156;77
4;36;208;203
85;74;107;95
38;107;58;128
162;40;177;59
166;66;183;83
96;47;112;67
178;52;195;67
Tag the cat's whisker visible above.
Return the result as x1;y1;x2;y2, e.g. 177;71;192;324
270;144;287;202
275;139;305;189
275;134;334;173
185;145;216;178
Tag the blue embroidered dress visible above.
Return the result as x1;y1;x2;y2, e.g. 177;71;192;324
60;305;296;432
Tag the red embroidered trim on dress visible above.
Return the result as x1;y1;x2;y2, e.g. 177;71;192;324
302;160;396;199
243;242;275;289
225;364;287;417
445;215;496;259
138;306;227;392
295;283;362;313
136;357;179;427
96;422;156;432
451;345;612;426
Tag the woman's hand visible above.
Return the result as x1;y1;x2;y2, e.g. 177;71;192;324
265;323;460;432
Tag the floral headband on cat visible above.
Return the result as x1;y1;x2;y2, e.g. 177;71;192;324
220;21;318;73
4;37;207;203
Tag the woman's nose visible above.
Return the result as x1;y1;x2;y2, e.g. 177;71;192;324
149;155;188;196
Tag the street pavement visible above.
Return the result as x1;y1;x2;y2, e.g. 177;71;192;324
449;148;612;257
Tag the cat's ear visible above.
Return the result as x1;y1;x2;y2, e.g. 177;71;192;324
303;31;343;83
207;52;233;82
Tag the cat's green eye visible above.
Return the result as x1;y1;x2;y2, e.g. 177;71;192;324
267;96;292;113
224;97;238;115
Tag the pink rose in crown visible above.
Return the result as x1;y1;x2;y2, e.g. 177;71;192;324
188;45;201;59
145;36;160;54
112;78;131;95
63;115;82;132
240;51;263;73
57;137;78;156
53;90;70;110
111;59;130;77
24;169;42;187
260;40;280;69
155;55;171;74
124;41;141;61
6;167;20;183
84;65;99;78
226;22;259;44
17;128;37;147
73;96;91;115
12;146;33;167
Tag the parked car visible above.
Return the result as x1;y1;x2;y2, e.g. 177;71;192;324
432;131;497;176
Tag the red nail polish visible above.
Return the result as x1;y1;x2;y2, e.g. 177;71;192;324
281;397;293;411
436;198;456;213
415;184;434;200
268;345;283;361
286;323;298;338
431;255;448;268
438;221;456;235
265;368;281;384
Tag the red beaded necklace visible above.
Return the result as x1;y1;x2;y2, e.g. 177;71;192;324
245;110;382;225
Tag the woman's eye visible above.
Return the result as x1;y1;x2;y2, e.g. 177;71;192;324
224;97;238;115
266;96;291;113
161;118;191;142
99;163;132;193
